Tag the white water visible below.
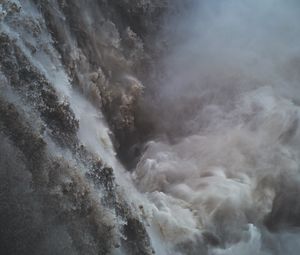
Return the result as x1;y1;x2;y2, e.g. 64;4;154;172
2;0;300;254
133;0;300;254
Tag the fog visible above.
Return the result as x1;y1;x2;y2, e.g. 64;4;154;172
2;0;300;254
133;0;300;254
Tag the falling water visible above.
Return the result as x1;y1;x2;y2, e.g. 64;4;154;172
1;0;300;254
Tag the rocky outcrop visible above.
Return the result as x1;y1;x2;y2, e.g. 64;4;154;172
0;0;167;254
32;0;170;167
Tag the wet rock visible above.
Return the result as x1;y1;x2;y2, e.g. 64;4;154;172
0;33;79;147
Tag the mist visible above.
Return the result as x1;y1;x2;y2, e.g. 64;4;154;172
133;0;300;254
2;0;300;254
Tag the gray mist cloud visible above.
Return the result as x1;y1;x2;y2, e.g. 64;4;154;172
134;1;300;254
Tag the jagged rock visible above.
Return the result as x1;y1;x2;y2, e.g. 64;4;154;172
0;0;171;254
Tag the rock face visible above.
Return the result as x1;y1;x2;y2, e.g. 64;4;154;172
0;0;171;254
6;1;300;255
33;0;170;167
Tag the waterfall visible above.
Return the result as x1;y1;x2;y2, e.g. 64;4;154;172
1;0;300;255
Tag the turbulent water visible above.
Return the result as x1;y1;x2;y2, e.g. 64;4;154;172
1;0;300;254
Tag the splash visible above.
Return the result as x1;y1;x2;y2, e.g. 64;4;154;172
1;0;300;254
133;0;300;254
